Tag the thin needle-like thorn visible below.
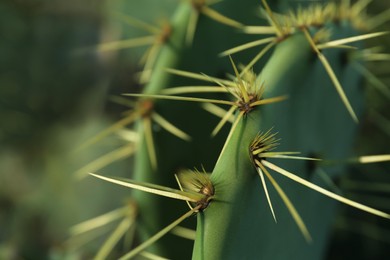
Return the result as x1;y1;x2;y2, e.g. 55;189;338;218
352;0;373;15
95;36;156;52
203;103;235;123
240;41;276;76
166;68;235;87
315;168;343;194
324;154;390;165
243;26;276;35
143;117;158;170
220;37;275;56
353;63;390;100
262;160;390;219
258;162;312;242
89;173;202;202
316;45;357;50
116;129;139;142
152;112;192;141
252;146;274;156
254;151;299;156
161;86;227;95
77;110;142;151
261;154;321;161
303;28;358;123
171;226;196;240
175;174;194;210
112;12;161;34
229;56;248;102
367;9;390;29
250;95;287;107
69;207;127;236
74;144;135;180
122;221;136;252
109;95;137;108
211;106;236;137
139;44;152;66
140;42;162;84
255;161;277;223
124;93;235;106
229;55;242;82
200;73;239;99
261;0;283;37
343;154;390;164
317;32;388;49
318;53;358;122
201;6;243;28
363;53;390;61
186;10;199;46
65;225;113;251
95;217;134;260
119;207;200;260
216;111;244;166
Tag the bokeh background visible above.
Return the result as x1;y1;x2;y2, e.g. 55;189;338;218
0;0;389;259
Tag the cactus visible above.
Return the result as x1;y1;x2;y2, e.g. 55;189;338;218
74;0;390;259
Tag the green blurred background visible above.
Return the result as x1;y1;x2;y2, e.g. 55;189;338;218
0;0;389;259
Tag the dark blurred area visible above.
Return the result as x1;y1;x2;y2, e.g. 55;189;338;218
326;2;390;259
0;0;389;259
0;0;134;259
1;0;105;147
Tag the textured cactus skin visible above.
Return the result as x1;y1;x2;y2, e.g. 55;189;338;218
127;1;265;258
193;29;365;259
106;0;375;259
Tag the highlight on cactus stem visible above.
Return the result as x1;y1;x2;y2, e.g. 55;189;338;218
249;129;390;242
88;170;214;259
222;0;388;122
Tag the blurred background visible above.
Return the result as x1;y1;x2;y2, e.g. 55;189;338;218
0;0;389;259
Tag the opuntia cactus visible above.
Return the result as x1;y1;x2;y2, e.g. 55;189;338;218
75;0;390;259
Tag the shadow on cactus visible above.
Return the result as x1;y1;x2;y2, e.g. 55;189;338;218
72;0;390;259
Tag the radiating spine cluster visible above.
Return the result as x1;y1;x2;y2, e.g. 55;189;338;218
71;0;390;259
